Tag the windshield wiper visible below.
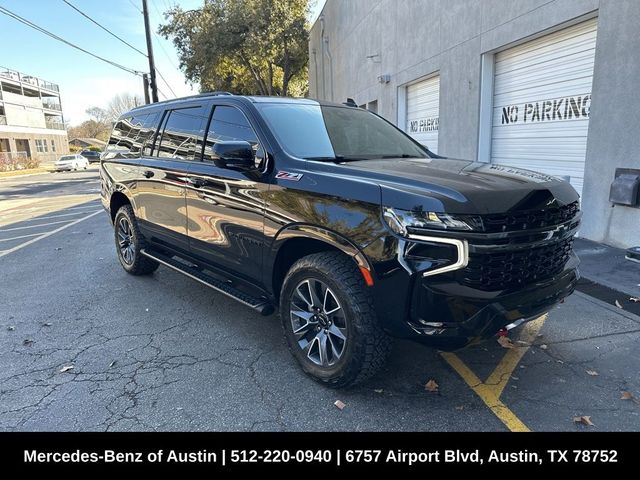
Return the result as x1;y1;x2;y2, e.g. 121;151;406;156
380;154;426;159
303;155;371;163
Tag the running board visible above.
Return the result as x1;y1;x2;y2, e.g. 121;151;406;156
140;249;275;316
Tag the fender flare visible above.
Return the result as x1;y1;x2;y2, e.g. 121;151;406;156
269;224;373;272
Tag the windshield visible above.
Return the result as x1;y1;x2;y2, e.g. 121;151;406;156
59;155;75;161
256;103;429;161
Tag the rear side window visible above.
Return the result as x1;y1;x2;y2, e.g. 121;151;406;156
106;114;152;159
203;106;258;162
156;107;208;160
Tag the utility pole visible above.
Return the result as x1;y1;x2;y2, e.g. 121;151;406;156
142;73;151;104
142;0;158;103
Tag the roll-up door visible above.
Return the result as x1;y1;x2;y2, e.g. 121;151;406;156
491;18;598;196
406;75;440;154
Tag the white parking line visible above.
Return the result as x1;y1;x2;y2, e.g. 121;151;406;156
1;210;94;222
0;210;102;259
0;220;73;232
0;232;43;243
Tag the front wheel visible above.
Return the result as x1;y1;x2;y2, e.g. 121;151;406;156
113;204;159;276
280;252;392;388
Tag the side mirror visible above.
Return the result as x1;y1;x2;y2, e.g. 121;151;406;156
212;141;256;171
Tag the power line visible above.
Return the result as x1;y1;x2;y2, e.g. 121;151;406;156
155;68;176;97
127;0;142;14
61;0;147;57
154;31;179;71
0;6;143;76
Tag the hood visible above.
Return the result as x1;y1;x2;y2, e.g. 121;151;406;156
329;158;580;215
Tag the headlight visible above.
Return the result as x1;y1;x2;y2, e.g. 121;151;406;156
383;206;483;236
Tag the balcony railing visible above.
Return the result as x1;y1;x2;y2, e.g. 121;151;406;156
45;119;65;130
0;66;60;93
0;115;6;125
42;99;62;111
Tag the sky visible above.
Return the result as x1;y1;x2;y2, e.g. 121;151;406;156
0;0;326;127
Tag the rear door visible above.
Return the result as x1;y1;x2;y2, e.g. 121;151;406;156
185;103;269;285
134;104;210;252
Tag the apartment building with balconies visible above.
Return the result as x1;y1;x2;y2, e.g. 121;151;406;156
0;66;69;169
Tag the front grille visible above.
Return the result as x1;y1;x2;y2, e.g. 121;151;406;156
461;237;574;291
481;202;580;232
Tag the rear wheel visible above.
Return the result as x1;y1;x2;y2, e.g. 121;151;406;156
114;204;159;275
280;252;392;388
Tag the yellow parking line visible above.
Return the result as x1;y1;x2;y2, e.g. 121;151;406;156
440;315;547;432
485;315;546;397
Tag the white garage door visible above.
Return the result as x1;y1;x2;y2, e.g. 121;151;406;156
491;18;598;197
406;75;440;154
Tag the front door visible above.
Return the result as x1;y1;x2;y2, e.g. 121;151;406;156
185;104;268;285
134;104;209;252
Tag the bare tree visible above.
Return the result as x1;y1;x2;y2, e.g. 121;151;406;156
85;106;110;124
106;93;144;121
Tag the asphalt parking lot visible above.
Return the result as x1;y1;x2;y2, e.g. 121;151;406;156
1;170;639;431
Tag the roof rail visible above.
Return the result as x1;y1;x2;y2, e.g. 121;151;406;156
129;91;236;112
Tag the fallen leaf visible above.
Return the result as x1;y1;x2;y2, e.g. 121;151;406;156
573;415;595;426
515;340;530;346
334;400;346;411
520;365;526;369
374;389;384;394
87;232;93;235
615;300;623;309
540;344;549;350
497;336;514;349
59;365;74;373
537;334;544;339
55;247;62;251
621;391;636;401
455;406;464;411
586;370;599;376
43;323;52;327
7;326;15;331
630;297;640;303
511;376;519;381
557;360;564;364
109;361;117;368
424;379;439;392
23;339;34;346
98;257;104;260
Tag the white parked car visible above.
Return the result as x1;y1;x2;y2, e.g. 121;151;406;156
54;154;89;172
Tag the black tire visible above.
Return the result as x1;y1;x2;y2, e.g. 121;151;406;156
280;252;392;388
113;204;159;276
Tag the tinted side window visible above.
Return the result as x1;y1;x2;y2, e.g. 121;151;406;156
203;106;258;162
127;114;147;156
140;112;160;156
156;107;207;160
107;116;132;151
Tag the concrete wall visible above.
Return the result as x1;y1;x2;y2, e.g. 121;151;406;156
309;0;640;249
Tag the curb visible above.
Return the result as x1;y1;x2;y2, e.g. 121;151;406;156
0;168;52;179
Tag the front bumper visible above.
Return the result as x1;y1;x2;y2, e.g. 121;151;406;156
404;253;578;349
364;228;580;351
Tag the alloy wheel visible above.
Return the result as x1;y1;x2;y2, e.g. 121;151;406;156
117;217;135;265
290;279;347;367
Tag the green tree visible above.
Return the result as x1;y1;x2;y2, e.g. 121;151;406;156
160;0;310;97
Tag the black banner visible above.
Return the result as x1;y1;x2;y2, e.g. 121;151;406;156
0;432;636;472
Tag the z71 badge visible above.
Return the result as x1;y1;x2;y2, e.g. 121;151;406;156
276;171;304;182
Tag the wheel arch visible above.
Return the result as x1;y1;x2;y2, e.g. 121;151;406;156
109;189;134;223
268;224;374;302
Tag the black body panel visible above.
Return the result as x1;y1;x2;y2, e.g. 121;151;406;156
101;94;581;351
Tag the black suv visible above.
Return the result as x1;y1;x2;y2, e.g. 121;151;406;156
100;93;580;387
